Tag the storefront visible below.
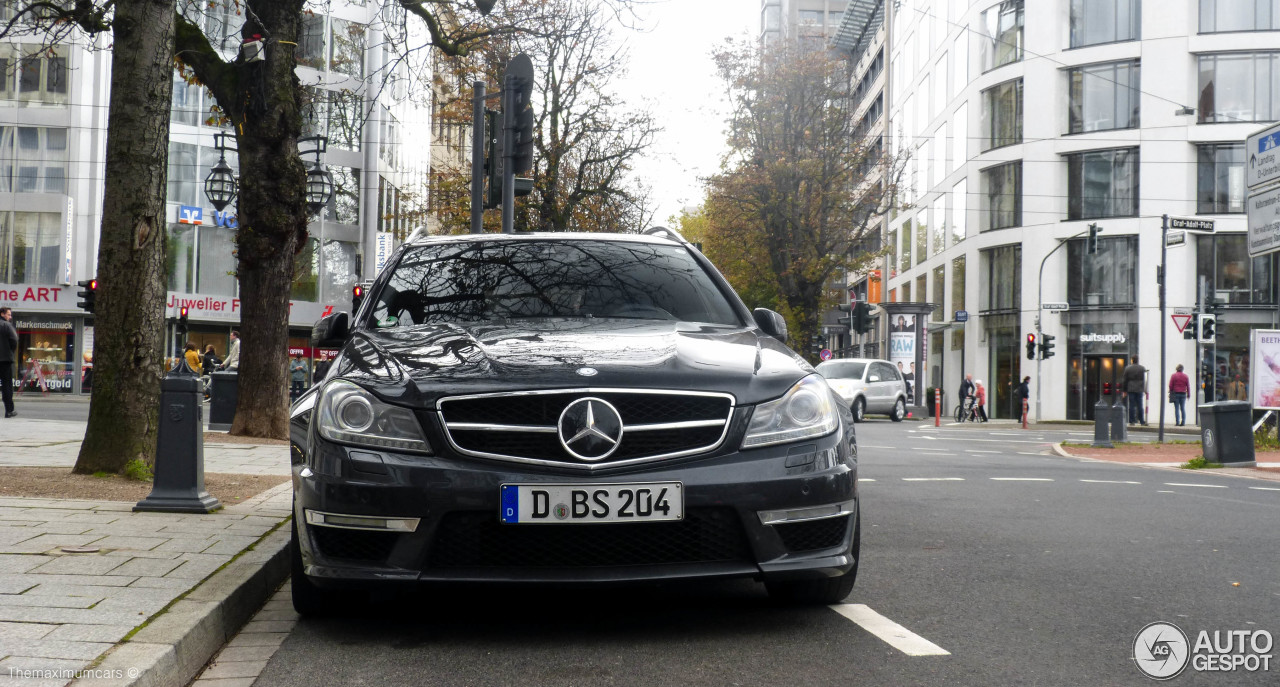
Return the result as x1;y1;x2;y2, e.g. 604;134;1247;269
1064;315;1137;420
983;314;1022;419
12;314;79;394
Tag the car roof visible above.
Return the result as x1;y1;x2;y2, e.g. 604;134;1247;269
407;232;683;248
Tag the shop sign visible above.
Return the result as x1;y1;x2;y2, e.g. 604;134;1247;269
288;346;340;361
165;291;345;328
0;283;80;313
375;232;395;274
1251;329;1280;409
1080;333;1127;344
178;205;204;225
64;196;74;285
213;211;238;228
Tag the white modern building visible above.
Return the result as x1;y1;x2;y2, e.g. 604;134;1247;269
836;0;1278;421
0;1;431;394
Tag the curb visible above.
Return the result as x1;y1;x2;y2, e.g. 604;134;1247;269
73;521;292;687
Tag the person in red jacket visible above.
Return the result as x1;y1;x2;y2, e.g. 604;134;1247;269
1169;363;1191;426
974;380;989;422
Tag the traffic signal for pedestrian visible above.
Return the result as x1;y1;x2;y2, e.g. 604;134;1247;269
1197;313;1216;344
76;278;97;313
352;284;365;313
1039;333;1056;359
1026;333;1036;360
178;306;189;334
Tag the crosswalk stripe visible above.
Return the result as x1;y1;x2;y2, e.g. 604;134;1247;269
830;604;950;656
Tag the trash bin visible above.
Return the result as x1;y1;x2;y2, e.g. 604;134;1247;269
209;371;238;432
1092;400;1114;448
1198;401;1256;466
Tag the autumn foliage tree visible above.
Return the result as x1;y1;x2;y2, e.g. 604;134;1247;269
702;40;901;357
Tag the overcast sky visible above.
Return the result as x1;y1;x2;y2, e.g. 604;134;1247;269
614;0;757;225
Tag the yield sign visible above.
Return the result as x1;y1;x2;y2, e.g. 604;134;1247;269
1172;314;1193;333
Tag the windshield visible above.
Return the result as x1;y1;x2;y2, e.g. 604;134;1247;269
816;361;866;380
369;240;743;328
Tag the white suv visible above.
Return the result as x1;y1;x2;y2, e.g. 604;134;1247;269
815;358;908;423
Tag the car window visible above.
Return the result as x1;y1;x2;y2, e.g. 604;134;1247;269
369;240;743;327
816;361;866;380
873;363;897;381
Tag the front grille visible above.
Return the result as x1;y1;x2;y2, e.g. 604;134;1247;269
438;390;734;468
429;507;752;568
775;516;850;552
312;526;400;563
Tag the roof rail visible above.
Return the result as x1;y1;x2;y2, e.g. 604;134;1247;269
642;225;688;244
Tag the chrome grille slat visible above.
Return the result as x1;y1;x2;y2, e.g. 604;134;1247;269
438;388;735;470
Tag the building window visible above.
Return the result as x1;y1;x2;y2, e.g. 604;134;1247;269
762;4;781;32
1069;60;1140;133
980;161;1021;230
1197;143;1246;214
1197;52;1280;123
0;45;68;106
1196;234;1277;305
798;10;824;25
980;244;1021;312
0;211;62;284
854;49;884;103
0;127;68;194
932;265;946;321
1067;236;1137;306
296;13;326;70
323;166;361;225
1066;147;1139;220
1200;0;1280;33
980;1;1023;72
167;141;199;207
1069;0;1141;47
981;79;1022;151
330;19;366;79
951;256;966;350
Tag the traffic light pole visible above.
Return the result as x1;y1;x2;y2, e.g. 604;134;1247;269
1158;214;1169;443
470;81;485;234
500;74;517;235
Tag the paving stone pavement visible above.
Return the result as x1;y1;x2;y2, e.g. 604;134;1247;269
189;582;296;687
0;419;289;476
0;485;292;686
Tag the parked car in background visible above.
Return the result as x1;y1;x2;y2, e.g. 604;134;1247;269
815;358;908;423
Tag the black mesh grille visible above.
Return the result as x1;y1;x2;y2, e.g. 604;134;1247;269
312;526;400;563
775;516;849;552
429;507;752;568
439;391;732;464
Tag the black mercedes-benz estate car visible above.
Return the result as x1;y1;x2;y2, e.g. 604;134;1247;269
289;229;860;614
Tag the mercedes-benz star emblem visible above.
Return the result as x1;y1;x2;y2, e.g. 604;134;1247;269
557;397;624;461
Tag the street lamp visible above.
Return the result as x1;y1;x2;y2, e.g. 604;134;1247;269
299;134;334;216
203;132;238;212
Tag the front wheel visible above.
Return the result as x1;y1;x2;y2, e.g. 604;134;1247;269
954;402;966;423
890;398;906;422
851;397;866;423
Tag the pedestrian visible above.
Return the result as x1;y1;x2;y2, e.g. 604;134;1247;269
1122;355;1148;425
958;373;975;409
202;344;220;376
0;307;17;418
219;331;240;372
1014;375;1030;416
974;380;989;422
183;342;201;374
290;354;309;400
1169;364;1190;427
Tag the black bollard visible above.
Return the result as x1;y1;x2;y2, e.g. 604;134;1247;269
1092;400;1113;448
208;370;238;432
135;369;222;513
1109;395;1128;443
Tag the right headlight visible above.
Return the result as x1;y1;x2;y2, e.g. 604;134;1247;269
316;379;432;454
741;374;840;449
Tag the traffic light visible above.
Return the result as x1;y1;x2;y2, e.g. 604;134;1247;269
1197;313;1216;344
1087;223;1102;254
512;102;535;175
76;278;97;313
1026;333;1036;360
1183;316;1198;340
177;306;189;334
1039;333;1056;359
852;302;873;335
484;109;502;209
352;284;365;314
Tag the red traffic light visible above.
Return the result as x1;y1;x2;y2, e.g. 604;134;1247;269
353;285;364;298
1027;333;1035;343
88;279;97;290
179;306;189;318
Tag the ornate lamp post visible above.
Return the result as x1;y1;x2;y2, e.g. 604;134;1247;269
203;132;238;212
299;134;334;215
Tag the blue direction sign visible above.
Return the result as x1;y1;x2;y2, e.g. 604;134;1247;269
954;310;969;323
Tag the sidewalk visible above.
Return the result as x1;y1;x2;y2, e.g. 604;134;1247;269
1053;441;1280;482
0;417;293;687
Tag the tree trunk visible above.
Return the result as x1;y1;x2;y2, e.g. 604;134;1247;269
227;0;307;439
73;0;175;474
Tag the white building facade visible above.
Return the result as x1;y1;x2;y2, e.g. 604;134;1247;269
838;0;1279;421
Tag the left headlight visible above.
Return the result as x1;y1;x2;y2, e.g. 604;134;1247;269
317;379;432;454
741;374;839;449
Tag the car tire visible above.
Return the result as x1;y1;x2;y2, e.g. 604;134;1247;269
766;509;861;604
889;398;906;422
291;519;331;617
852;397;865;423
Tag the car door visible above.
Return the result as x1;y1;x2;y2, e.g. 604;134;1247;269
869;362;894;412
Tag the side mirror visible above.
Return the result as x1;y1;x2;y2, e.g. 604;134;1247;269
311;312;350;348
752;308;788;341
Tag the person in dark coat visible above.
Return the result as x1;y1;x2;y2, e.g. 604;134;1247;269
0;307;18;418
1122;355;1148;425
958;373;975;408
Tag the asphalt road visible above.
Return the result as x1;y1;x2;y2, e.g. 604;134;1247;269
247;419;1279;686
6;396;90;422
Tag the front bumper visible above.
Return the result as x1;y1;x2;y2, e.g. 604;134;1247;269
292;429;858;587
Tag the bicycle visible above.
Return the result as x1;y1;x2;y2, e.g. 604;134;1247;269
954;396;977;423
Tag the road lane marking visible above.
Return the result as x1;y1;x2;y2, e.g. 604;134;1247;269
1017;452;1046;456
915;447;950;451
1164;483;1228;489
965;450;999;454
991;477;1053;481
1080;479;1142;484
861;479;876;482
1248;487;1280;491
860;445;894;449
829;604;950;656
902;477;964;481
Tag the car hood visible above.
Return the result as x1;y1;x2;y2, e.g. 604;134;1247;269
330;318;811;407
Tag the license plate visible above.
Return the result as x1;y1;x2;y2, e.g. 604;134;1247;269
500;482;683;524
